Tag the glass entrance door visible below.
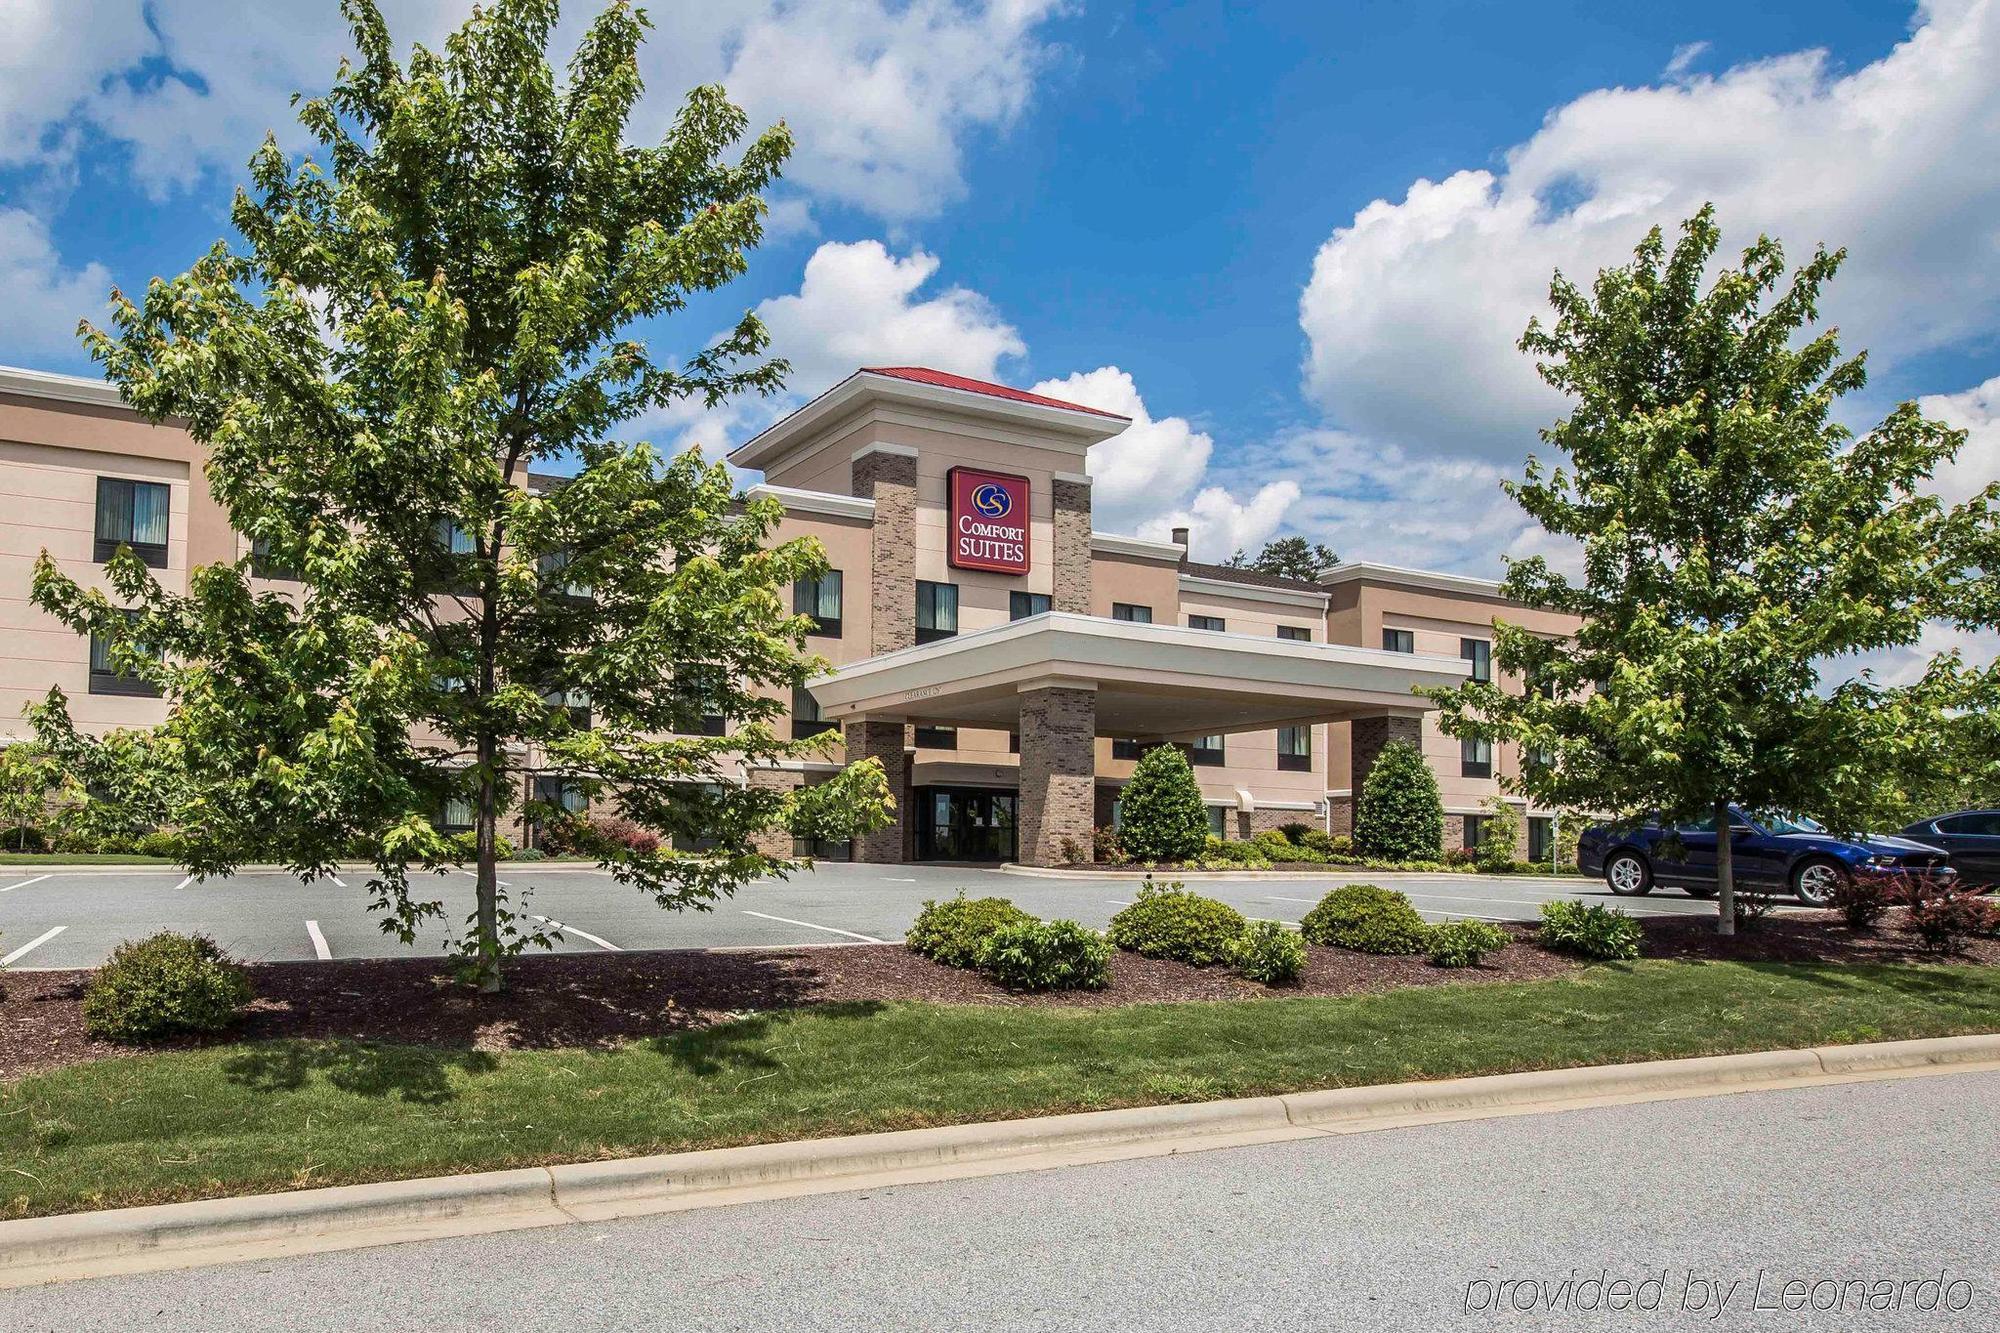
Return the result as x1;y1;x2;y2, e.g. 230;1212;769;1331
914;786;1018;861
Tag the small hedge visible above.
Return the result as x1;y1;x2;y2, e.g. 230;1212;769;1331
1354;738;1444;862
1107;880;1249;966
82;932;254;1043
1227;920;1306;985
906;894;1036;968
977;919;1111;992
1426;920;1511;968
1298;884;1430;955
1117;744;1209;862
1538;900;1642;960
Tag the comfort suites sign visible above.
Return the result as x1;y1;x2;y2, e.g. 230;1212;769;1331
947;467;1030;575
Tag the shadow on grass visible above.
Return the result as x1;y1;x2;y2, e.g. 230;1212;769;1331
222;1041;499;1105
646;1001;889;1078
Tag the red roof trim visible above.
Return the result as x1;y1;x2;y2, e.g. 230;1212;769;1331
861;366;1130;421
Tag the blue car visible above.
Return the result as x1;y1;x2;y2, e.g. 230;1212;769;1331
1576;808;1957;907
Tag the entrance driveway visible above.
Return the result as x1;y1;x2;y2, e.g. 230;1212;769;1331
0;861;1731;970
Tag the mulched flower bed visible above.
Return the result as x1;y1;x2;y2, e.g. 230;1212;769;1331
3;913;1991;1081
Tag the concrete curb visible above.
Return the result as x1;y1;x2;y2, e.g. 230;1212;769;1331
2;1034;1995;1289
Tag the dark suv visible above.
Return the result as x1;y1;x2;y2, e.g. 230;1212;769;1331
1899;810;2000;888
1577;808;1956;907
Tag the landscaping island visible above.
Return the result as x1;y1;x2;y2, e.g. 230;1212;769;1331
3;896;1996;1222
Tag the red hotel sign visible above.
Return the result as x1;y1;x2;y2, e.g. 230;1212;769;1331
947;467;1031;575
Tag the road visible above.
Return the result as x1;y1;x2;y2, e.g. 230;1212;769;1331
3;1068;1991;1330
0;861;1737;970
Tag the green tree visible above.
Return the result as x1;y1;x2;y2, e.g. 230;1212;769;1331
0;744;63;852
1474;796;1521;871
1428;206;1998;933
29;0;889;990
1354;739;1444;861
1118;744;1209;862
1224;536;1338;581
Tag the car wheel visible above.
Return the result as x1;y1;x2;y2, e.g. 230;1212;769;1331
1605;851;1653;896
1792;858;1848;908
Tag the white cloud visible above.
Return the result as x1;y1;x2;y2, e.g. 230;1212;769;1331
1919;374;2000;507
5;1;1063;217
1300;0;2000;459
1027;367;1215;534
1664;41;1710;78
1137;481;1300;564
0;209;113;360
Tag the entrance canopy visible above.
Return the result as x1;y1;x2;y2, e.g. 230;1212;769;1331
807;612;1469;738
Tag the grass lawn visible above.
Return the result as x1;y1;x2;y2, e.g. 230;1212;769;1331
0;853;177;866
4;957;1996;1219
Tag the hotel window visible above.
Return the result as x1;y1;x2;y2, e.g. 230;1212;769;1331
1382;627;1414;653
539;549;590;603
431;518;479;594
916;580;958;643
1112;737;1143;760
795;570;842;638
1277;725;1312;771
250;536;298;581
1205;805;1229;838
1461;736;1493;779
541;684;592;731
95;477;170;568
792;683;836;739
1010;591;1052;620
914;724;958;750
1462;814;1487;851
1188;614;1225;632
1461;637;1492;683
532;775;588;817
1111;602;1152;623
1277;625;1312;642
88;611;161;697
1008;731;1019;754
1185;735;1224;766
677;665;727;736
1528;815;1554;863
439;791;476;833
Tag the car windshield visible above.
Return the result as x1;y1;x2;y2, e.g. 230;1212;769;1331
1751;811;1824;835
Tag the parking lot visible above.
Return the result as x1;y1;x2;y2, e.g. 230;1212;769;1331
0;861;1749;971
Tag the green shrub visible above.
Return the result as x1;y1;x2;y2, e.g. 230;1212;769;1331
907;894;1036;968
977;919;1111;992
1426;920;1511;968
4;825;49;853
448;831;517;862
1474;797;1522;871
1299;884;1430;954
1117;744;1209;862
82;933;254;1042
133;830;186;861
1831;875;1890;930
93;834;136;856
1107;880;1249;965
1092;824;1127;864
1227;920;1306;984
1354;739;1444;862
1200;838;1272;867
1278;821;1315;845
1252;827;1295;854
512;847;547;862
1538;900;1642;960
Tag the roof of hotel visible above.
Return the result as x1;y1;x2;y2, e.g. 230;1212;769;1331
1183;560;1327;593
861;367;1130;421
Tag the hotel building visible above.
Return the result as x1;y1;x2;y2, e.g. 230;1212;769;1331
0;363;1579;865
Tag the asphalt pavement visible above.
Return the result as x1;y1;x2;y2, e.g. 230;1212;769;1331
0;861;1740;970
3;1067;1991;1330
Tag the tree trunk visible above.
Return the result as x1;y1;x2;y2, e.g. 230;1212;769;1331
474;732;503;993
1714;798;1736;937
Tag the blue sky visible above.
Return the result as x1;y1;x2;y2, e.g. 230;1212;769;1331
5;0;1998;672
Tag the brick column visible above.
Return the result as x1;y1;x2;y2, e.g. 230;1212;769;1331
744;767;803;858
1051;473;1093;615
844;718;909;863
1017;684;1097;866
1350;713;1424;801
852;446;918;653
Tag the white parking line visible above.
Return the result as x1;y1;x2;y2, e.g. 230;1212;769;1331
0;874;52;893
741;910;885;944
1107;899;1133;906
173;874;195;891
1418;909;1515;922
330;876;347;889
2;925;66;966
528;914;620;951
305;920;333;960
884;877;918;883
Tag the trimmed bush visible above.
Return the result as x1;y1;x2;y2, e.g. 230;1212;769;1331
448;831;517;862
1896;879;1999;954
1831;875;1891;931
1199;838;1272;867
1427;920;1511;968
1228;920;1306;984
1107;880;1249;966
82;933;254;1042
1252;827;1295;855
1354;739;1444;862
1092;824;1127;865
134;830;186;861
1538;900;1642;960
977;919;1111;992
1474;798;1522;872
1299;884;1430;954
907;894;1037;968
512;847;547;862
1118;744;1209;862
4;825;49;853
1278;821;1315;844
